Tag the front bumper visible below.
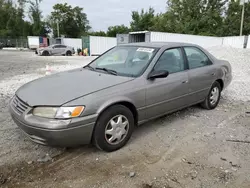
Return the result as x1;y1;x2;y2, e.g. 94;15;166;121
9;99;97;147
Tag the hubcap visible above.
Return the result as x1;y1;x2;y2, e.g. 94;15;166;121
105;115;129;145
210;87;219;105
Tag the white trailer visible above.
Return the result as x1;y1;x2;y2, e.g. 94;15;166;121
89;36;117;56
27;36;40;49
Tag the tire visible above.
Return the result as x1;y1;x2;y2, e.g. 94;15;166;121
201;81;221;110
42;51;49;56
93;105;134;152
66;51;72;56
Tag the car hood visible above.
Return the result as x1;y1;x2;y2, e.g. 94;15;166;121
16;68;134;106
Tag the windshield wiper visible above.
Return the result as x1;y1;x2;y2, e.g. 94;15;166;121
95;67;117;75
83;64;95;70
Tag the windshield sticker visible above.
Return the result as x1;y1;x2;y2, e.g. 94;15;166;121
137;48;154;53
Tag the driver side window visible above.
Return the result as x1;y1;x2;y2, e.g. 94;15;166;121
154;48;185;74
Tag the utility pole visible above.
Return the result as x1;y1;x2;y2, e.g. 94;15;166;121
240;0;245;36
57;20;60;38
240;0;249;36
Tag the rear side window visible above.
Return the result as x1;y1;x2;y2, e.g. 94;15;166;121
184;47;211;69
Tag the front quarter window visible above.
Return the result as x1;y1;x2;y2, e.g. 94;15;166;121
88;46;158;77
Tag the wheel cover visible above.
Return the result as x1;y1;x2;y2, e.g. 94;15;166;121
210;87;219;105
104;115;129;145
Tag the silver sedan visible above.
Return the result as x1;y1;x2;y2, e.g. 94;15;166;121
36;44;75;56
10;42;232;152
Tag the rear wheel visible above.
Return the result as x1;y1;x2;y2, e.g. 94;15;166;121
201;81;221;110
42;51;49;56
66;51;72;56
93;105;134;152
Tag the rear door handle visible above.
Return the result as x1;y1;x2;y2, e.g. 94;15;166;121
211;73;216;76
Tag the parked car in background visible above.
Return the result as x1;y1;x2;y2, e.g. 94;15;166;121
0;42;3;49
35;44;75;56
10;42;232;152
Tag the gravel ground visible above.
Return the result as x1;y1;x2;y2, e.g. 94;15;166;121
0;48;250;188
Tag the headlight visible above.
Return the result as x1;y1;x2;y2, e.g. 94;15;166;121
33;107;57;118
33;106;85;119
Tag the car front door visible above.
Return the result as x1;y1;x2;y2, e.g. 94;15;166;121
59;45;67;54
145;48;190;119
51;45;61;55
184;47;217;103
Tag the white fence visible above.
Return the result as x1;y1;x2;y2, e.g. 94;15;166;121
150;32;223;48
247;35;250;48
28;33;249;53
61;38;82;50
149;32;247;49
222;36;245;48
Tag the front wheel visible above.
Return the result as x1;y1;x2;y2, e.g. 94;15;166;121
201;81;221;110
66;51;72;56
93;105;134;152
42;51;49;56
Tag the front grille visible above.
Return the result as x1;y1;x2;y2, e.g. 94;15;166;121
12;96;29;114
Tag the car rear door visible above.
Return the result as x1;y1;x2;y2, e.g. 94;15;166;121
183;46;217;103
145;47;190;119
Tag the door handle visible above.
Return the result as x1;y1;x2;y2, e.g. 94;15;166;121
182;80;188;84
211;73;216;76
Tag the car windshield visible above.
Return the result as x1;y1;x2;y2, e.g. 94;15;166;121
87;46;158;77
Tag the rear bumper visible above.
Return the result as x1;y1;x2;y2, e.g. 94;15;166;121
9;102;97;147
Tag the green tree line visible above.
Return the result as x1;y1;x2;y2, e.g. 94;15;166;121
0;0;249;38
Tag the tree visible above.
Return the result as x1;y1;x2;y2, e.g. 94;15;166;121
48;3;90;38
130;7;155;31
199;0;227;36
242;2;250;35
222;0;250;36
0;0;34;37
107;25;130;37
164;0;227;36
28;0;49;36
149;12;178;33
88;31;107;36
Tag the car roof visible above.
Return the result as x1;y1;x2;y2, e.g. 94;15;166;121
120;42;200;48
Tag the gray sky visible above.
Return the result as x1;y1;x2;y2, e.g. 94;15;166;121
40;0;166;31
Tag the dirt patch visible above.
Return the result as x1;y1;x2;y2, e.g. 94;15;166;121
1;111;250;188
1;50;250;188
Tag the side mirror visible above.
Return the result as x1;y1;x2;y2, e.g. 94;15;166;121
148;70;169;80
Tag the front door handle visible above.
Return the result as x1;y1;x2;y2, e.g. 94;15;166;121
211;73;216;76
182;80;188;84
